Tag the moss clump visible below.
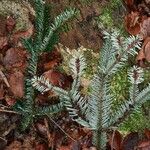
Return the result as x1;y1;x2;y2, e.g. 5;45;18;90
111;66;150;132
96;0;125;31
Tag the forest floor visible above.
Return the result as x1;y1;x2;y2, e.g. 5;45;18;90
0;0;150;150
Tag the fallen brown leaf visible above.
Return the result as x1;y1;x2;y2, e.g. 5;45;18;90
137;141;150;150
11;24;33;44
57;146;72;150
5;141;22;150
124;0;134;8
9;71;24;98
140;17;150;39
136;37;150;66
44;59;60;70
0;37;8;50
121;132;139;150
3;47;27;71
43;70;73;90
36;122;47;137
5;96;16;106
108;130;123;150
83;147;97;150
145;129;150;140
0;85;5;100
124;11;141;35
6;16;16;33
144;37;150;62
35;143;47;150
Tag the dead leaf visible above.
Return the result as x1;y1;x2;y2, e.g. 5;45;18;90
145;129;150;140
6;16;16;33
136;37;150;66
124;0;134;9
136;48;145;62
124;11;141;35
3;47;27;71
5;135;35;150
5;141;22;150
57;146;72;150
5;96;16;106
39;49;62;72
137;141;150;150
36;122;47;136
0;16;7;36
44;59;60;70
9;71;24;98
35;143;47;150
43;70;73;89
83;147;97;150
0;137;7;150
140;17;150;39
108;130;123;150
0;37;8;50
11;24;33;44
0;85;5;100
144;37;150;61
121;132;139;150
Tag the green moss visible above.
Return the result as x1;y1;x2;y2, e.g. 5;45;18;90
111;65;130;107
96;0;125;33
120;109;150;132
110;63;150;132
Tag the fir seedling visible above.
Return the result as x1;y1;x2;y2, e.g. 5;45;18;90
31;31;150;149
13;0;78;130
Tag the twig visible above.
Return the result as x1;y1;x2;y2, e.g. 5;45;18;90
0;136;7;143
0;108;21;114
44;118;53;148
48;116;76;142
111;128;117;150
2;123;16;137
0;70;10;87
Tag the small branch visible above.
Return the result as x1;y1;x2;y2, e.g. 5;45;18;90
48;116;76;142
0;136;7;143
0;108;21;114
0;70;10;87
111;129;116;150
44;118;53;148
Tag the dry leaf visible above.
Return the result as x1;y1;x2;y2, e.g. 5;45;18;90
145;129;150;140
5;96;16;106
36;122;47;136
136;37;150;66
6;16;16;33
83;147;97;150
5;141;22;150
0;85;5;100
44;59;60;70
11;25;33;44
138;141;150;150
108;130;122;150
121;132;139;150
124;11;141;35
43;70;73;89
124;0;134;8
144;37;150;61
9;71;24;98
35;143;47;150
0;37;8;50
3;47;27;71
140;17;150;39
57;146;72;150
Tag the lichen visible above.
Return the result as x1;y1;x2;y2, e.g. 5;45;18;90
0;0;35;31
